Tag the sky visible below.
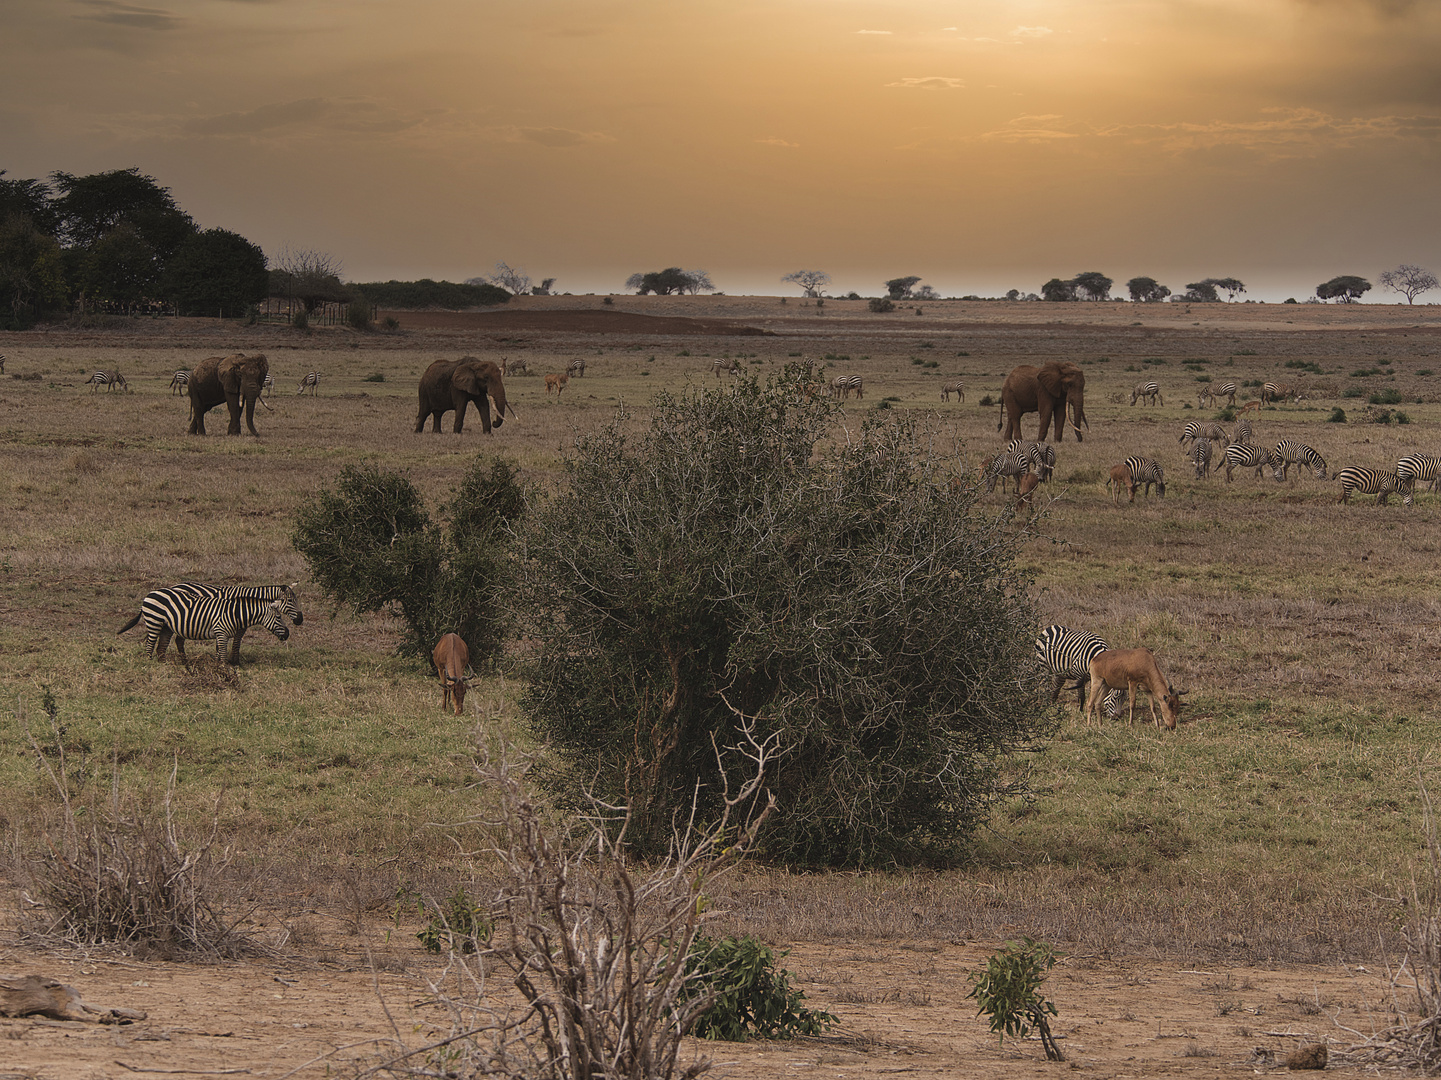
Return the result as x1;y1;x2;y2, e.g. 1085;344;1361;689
3;0;1439;302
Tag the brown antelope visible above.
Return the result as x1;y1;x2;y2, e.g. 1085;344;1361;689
433;633;471;716
1105;463;1131;507
1084;648;1184;731
1016;471;1040;508
1239;399;1262;414
545;372;569;396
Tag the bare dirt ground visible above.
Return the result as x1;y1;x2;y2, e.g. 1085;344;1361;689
0;923;1397;1078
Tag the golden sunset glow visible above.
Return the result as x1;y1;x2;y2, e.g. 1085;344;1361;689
5;0;1439;298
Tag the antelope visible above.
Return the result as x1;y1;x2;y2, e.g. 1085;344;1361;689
1106;463;1131;507
545;372;569;396
1084;648;1184;731
433;633;471;716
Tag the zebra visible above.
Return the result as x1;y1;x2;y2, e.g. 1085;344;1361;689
1335;467;1406;506
169;370;190;395
0;353;7;374
1260;381;1296;405
712;358;741;376
567;357;587;378
1220;442;1277;483
940;380;965;402
1397;453;1441;498
1272;440;1328;481
1004;439;1055;482
1131;381;1163;406
830;374;863;399
1123;456;1165;500
169;581;304;626
981;445;1032;494
1188;437;1213;478
1035;625;1126;719
1179;421;1228;448
84;370;127;392
1200;381;1237;408
262;373;274;396
1232;418;1254;445
117;589;290;664
296;371;320;395
844;374;864;399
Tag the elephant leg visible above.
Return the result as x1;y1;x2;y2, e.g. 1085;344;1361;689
452;399;468;434
244;396;258;436
477;398;493;434
415;410;429;434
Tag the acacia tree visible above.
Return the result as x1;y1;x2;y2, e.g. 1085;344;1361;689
884;275;923;300
1127;276;1171;303
1317;275;1372;303
1379;264;1438;305
1072;272;1112;301
1041;278;1077;302
518;370;1051;866
483;260;532;296
271;247;347;313
781;269;830;297
625;267;715;295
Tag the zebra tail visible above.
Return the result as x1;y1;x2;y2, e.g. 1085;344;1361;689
117;613;142;635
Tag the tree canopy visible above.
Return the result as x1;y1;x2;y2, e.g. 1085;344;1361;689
1127;276;1171;303
1041;278;1077;302
884;275;923;300
354;278;510;308
1316;275;1372;303
1071;271;1112;301
164;228;268;317
625;268;716;295
781;269;830;297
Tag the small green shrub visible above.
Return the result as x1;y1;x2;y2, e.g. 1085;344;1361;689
923;360;938;369
968;938;1063;1061
1328;407;1347;423
979;394;995;407
291;309;309;330
957;350;970;357
1343;387;1365;399
684;936;836;1041
677;349;691;357
1235;349;1258;356
919;341;934;349
363;372;385;383
1142;357;1166;365
1370;388;1403;405
1351;367;1382;377
1286;360;1323;373
409;888;490;954
1219;406;1237;422
868;297;895;313
381;316;401;331
1397;411;1411;424
910;357;924;365
1418;369;1433;376
602;295;614;305
346;299;372;330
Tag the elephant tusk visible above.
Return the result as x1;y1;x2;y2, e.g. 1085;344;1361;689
257;396;275;412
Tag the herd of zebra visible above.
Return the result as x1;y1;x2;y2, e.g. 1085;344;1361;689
117;582;303;665
1127;381;1304;412
164;370;320;395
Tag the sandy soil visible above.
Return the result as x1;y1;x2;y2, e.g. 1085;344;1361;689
0;923;1396;1078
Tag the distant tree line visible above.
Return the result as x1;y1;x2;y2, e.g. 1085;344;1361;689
0;166;267;327
354;278;511;309
625;268;716;295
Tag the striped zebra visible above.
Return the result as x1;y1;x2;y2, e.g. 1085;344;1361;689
1004;439;1055;482
169;370;190;395
170;582;304;626
500;356;528;376
1123;456;1166;500
1335;467;1406;506
831;374;863;399
117;589;290;664
1260;381;1297;405
1188;437;1213;478
1272;440;1328;481
296;371;321;395
1397;453;1441;497
981;444;1032;494
940;380;965;402
1035;625;1126;719
1232;418;1254;445
0;353;6;374
84;370;127;392
1131;381;1163;406
1179;421;1229;448
712;358;741;376
1199;381;1237;408
1220;442;1278;483
262;373;274;396
567;357;587;378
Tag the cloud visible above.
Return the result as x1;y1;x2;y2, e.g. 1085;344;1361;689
757;136;799;147
856;29;892;35
184;99;328;136
1101;108;1441;158
72;0;182;30
981;115;1080;142
886;77;965;89
497;126;616;148
1012;26;1054;38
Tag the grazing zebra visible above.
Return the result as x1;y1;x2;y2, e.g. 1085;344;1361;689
84;370;127;392
296;371;320;395
712;358;741;376
567;357;586;378
1131;381;1163;406
981;445;1031;494
1335;467;1406;506
169;370;189;395
1034;625;1126;719
262;373;274;396
1220;442;1277;483
116;589;290;664
830;374;863;399
1272;440;1328;481
1199;381;1237;408
940;380;965;402
1232;418;1254;445
1188;437;1213;478
843;374;864;399
500;357;529;376
0;353;7;374
1397;453;1441;497
169;582;304;626
1260;381;1297;405
1123;456;1166;500
1004;439;1055;482
1179;421;1228;448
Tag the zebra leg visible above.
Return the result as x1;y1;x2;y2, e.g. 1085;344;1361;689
173;635;187;662
1049;673;1067;705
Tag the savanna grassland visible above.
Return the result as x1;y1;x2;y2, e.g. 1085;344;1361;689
2;296;1441;1077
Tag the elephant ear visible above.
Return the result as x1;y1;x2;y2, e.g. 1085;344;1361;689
1036;363;1065;396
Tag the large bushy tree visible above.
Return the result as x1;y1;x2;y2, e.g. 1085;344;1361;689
1316;275;1371;303
51;167;195;265
518;371;1051;867
1127;276;1171;302
0;213;66;327
625;268;716;295
165;228;268;317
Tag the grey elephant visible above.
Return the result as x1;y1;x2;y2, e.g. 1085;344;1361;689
415;357;514;434
997;361;1089;443
188;353;269;436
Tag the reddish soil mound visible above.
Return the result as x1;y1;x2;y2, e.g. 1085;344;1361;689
378;308;773;336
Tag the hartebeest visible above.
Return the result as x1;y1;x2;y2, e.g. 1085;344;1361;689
433;633;471;716
545;372;569;396
1084;648;1184;731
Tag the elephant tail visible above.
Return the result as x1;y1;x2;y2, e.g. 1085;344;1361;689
996;398;1004;432
117;612;141;635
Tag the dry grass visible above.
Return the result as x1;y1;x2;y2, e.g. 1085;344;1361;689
2;300;1440;964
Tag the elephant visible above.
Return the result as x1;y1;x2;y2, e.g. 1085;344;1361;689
997;361;1089;443
415;357;514;434
187;353;269;436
